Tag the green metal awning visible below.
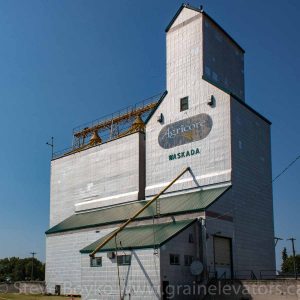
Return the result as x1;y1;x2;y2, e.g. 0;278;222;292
80;219;197;253
46;185;230;235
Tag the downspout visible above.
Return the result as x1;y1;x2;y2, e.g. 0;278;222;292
199;217;208;282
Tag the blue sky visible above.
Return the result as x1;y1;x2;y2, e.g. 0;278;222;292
0;0;299;269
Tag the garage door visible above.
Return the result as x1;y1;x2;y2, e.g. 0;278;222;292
214;236;232;278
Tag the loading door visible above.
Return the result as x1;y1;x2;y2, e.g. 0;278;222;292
213;236;232;279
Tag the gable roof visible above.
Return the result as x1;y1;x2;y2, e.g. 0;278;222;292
165;4;245;53
46;185;231;235
80;219;197;253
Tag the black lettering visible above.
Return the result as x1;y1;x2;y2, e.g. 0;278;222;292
169;154;176;160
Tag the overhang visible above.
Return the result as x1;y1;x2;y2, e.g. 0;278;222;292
80;219;197;253
46;185;231;235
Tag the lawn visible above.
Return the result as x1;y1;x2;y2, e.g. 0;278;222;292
0;294;80;300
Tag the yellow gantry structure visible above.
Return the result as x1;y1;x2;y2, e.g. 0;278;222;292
74;101;156;141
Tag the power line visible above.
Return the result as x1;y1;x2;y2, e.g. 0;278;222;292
206;153;300;222
272;155;300;183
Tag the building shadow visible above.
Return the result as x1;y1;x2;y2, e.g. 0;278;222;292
132;251;160;299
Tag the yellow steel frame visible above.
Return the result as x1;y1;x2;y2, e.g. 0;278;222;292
74;102;157;139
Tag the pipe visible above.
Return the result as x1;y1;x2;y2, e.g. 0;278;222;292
90;166;190;257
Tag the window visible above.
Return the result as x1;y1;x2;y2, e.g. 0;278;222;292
180;97;189;111
184;255;194;266
90;256;102;267
188;233;194;243
170;254;180;265
117;255;131;266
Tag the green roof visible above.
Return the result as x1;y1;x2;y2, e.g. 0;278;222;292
46;186;230;235
80;219;197;253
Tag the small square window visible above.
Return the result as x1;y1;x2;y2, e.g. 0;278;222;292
180;97;189;111
117;255;131;266
90;257;102;267
170;254;180;265
184;255;194;266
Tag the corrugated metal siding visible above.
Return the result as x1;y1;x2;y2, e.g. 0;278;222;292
80;219;196;253
46;186;230;234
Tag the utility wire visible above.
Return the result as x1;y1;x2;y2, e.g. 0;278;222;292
272;155;300;183
206;153;300;222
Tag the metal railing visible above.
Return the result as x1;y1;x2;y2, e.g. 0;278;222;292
259;269;300;280
52;91;165;159
259;269;278;280
72;92;164;135
234;270;257;280
234;269;300;280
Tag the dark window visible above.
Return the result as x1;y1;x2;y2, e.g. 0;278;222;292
90;257;102;267
170;254;180;265
184;255;194;266
180;97;189;111
188;233;194;243
117;255;131;266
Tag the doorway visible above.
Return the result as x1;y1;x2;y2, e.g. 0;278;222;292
162;281;170;300
213;236;233;279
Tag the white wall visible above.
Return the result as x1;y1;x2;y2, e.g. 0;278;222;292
81;249;161;300
160;221;201;300
146;8;232;197
46;227;115;295
203;15;245;100
230;97;275;276
203;96;275;279
50;132;145;226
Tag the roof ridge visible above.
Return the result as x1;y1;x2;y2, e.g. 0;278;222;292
165;3;245;53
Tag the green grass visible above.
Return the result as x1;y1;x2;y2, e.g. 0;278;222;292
0;294;80;300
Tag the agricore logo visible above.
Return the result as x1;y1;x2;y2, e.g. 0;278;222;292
158;113;213;149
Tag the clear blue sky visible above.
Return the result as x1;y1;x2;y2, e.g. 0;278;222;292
0;0;299;269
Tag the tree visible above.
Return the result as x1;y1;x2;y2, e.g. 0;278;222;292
281;249;300;274
282;247;288;263
0;257;45;282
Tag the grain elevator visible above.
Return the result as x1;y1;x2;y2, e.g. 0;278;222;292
45;4;275;300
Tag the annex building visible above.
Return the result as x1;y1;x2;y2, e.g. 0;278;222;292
45;4;276;300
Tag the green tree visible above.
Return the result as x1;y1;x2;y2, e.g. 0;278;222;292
0;257;45;282
281;250;300;274
282;247;288;263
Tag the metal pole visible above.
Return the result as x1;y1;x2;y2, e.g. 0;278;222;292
287;238;297;279
30;252;36;281
274;237;283;247
46;137;54;159
51;137;54;158
90;167;190;257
